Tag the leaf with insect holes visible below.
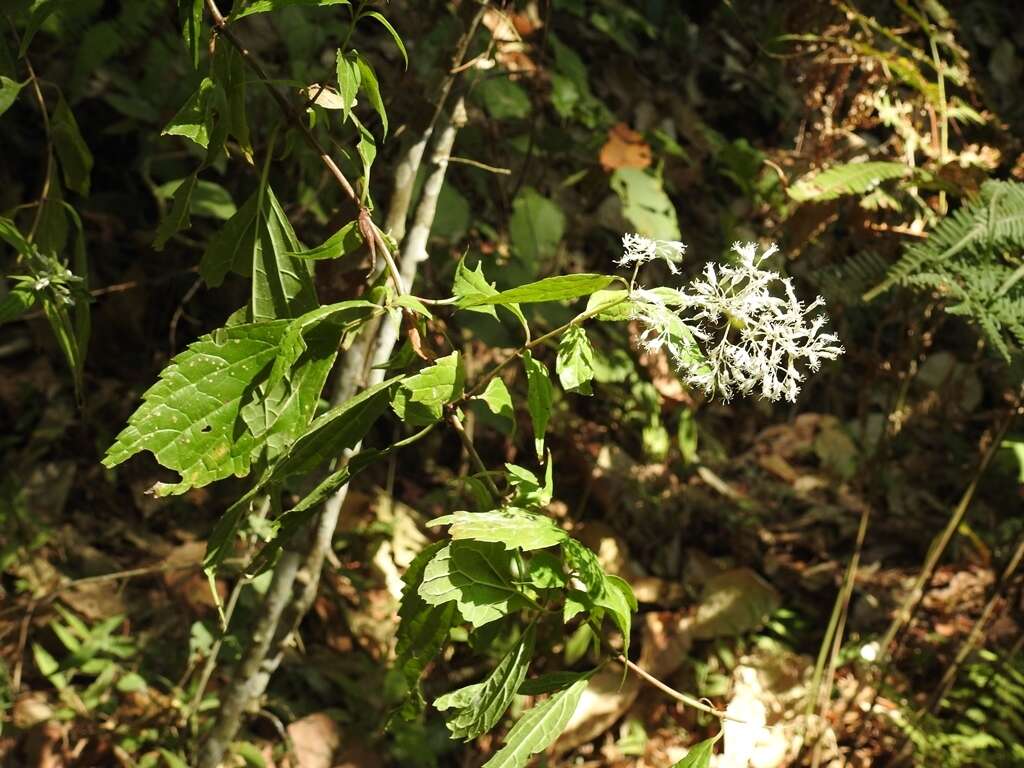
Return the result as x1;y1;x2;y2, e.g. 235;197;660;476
435;625;535;740
418;540;530;628
429;508;566;551
482;675;590;768
102;321;290;496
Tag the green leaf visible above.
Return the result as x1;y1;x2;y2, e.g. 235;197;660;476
335;49;360;126
418;540;529;628
596;573;636;656
391;351;464;425
460;274;613;307
354;115;377;189
475;377;515;431
526;551;566;589
0;216;33;254
242;301;377;461
392;541;459;718
561;538;603;597
0;76;27;117
556;325;595;394
453;257;498;318
18;0;70;58
200;191;259;287
354;52;387;136
509;188;565;269
103;321;290;496
436;625;536;740
251;185;318;321
788;161;910;203
157;178;237;221
429;508;566;551
154;171;198;250
163;77;216;149
506;460;552;507
0;286;37;324
586;289;631;321
482;675;589;768
243;447;387;574
363;11;408;68
523;350;552;459
610;168;680;241
212;42;252;161
671;734;720;767
285;220;363;261
178;0;204;69
231;0;351;20
51;96;93;197
518;671;580;696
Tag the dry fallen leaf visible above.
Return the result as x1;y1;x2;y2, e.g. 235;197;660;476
600;123;653;171
286;712;342;768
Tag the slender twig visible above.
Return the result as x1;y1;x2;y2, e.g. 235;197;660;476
22;56;53;243
446;156;512;174
620;656;744;723
449;411;501;499
202;0;406;295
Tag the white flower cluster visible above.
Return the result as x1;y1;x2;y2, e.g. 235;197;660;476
624;238;844;402
618;233;686;274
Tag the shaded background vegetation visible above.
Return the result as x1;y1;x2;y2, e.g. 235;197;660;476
2;0;1024;766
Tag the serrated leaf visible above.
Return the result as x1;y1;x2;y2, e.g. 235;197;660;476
788;161;909;203
208;380;399;571
482;675;589;768
51;96;93;197
242;301;377;461
418;540;529;628
154;171;197;250
335;49;360;126
392;541;459;718
475;377;515;431
523;350;552;459
671;734;720;767
355;52;387;136
429;508;566;551
0;76;27;117
526;551;566;590
596;573;636;655
461;274;613;307
212;42;252;161
556;325;595;393
285;220;363;261
518;671;580;696
586;289;631;321
391;351;464;425
231;0;351;20
353;114;376;185
363;10;407;68
505;460;552;508
103;321;289;496
453;257;499;318
435;625;535;740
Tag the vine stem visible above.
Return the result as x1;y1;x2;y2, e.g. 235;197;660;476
449;411;501;500
202;0;406;295
22;55;53;242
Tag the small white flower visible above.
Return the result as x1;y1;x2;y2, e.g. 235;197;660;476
624;240;844;402
618;233;686;274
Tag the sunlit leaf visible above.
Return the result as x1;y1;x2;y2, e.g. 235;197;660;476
429;508;567;551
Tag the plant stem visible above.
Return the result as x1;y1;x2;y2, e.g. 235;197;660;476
203;0;406;294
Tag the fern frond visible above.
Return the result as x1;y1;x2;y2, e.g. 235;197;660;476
788;161;911;203
865;180;1024;359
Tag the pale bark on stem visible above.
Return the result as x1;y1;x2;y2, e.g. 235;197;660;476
197;96;472;768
